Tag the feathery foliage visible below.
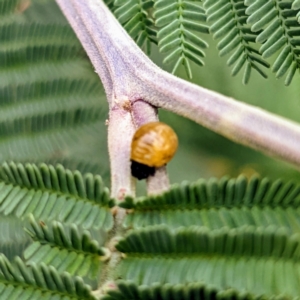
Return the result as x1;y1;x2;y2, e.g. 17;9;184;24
205;0;270;84
113;225;300;298
245;0;300;85
24;216;108;278
0;1;109;177
121;175;300;229
114;0;156;54
106;0;300;83
103;280;242;300
116;225;296;257
154;0;209;78
0;254;96;299
0;162;113;229
109;176;300;298
111;0;210;78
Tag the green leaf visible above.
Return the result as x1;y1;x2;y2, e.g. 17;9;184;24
121;176;300;230
0;162;114;230
114;0;156;54
113;226;300;298
246;0;300;85
24;216;108;278
0;254;96;299
205;0;269;83
155;0;209;79
0;7;110;178
113;175;300;298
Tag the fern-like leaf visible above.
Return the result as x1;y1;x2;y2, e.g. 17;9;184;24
0;162;114;229
204;0;270;84
114;0;156;54
103;281;241;300
0;5;110;179
24;215;109;278
154;0;209;78
116;225;297;258
113;225;300;298
121;175;300;230
114;176;300;298
0;254;96;299
246;0;300;85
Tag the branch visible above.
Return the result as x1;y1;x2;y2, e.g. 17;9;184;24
108;106;135;200
56;0;300;180
53;0;114;103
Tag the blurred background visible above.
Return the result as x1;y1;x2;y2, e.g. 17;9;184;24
1;0;300;193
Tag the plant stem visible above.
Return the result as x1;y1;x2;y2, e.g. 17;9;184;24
56;0;300;171
108;106;135;200
56;0;172;197
96;206;126;297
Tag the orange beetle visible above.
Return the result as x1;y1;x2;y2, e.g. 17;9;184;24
130;122;178;180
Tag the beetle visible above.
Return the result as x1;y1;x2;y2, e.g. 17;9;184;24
130;122;178;180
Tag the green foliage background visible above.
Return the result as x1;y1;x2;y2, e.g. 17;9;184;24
0;0;300;298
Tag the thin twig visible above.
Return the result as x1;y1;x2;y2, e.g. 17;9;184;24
108;105;135;200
